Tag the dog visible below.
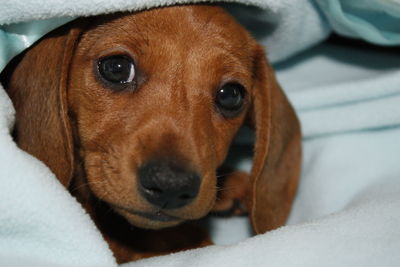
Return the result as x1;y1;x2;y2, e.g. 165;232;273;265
2;4;301;263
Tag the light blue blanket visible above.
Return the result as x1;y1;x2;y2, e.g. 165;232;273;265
1;0;400;266
315;0;400;45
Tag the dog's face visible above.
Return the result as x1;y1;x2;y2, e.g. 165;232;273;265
5;4;300;234
67;6;257;229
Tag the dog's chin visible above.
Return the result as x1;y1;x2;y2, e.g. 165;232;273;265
114;207;184;230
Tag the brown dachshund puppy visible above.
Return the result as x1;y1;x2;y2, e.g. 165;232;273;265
2;5;301;263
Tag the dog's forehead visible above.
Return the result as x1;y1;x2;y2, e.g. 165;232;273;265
75;5;257;93
83;6;254;57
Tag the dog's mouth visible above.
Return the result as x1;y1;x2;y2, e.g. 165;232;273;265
128;210;182;222
114;204;183;223
130;209;181;222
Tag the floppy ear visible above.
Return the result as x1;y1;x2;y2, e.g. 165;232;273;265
4;24;83;187
248;45;302;234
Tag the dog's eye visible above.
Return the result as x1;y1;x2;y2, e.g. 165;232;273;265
98;55;135;85
215;83;246;117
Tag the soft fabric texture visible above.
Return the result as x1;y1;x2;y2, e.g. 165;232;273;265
315;0;400;45
277;42;400;138
1;0;400;266
0;84;116;266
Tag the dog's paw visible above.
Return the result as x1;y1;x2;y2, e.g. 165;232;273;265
212;170;249;217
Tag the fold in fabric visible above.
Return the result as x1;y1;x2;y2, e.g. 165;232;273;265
276;42;400;138
315;0;400;45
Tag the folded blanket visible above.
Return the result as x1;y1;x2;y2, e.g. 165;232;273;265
0;87;116;266
1;0;400;266
315;0;400;45
277;42;400;138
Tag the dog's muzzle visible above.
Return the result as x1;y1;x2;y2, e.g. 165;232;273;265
138;159;201;209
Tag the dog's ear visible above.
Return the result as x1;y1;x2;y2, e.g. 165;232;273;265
4;24;83;188
248;45;301;234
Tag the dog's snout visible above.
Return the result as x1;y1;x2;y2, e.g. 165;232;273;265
138;160;201;209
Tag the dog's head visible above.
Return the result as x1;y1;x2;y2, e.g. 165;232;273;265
5;5;301;232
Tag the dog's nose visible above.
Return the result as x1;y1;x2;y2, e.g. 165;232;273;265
138;160;201;209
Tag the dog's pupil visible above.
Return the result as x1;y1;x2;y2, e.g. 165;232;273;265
217;83;244;110
99;56;134;84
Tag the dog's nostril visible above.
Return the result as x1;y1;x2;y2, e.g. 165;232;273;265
180;194;192;200
138;160;201;210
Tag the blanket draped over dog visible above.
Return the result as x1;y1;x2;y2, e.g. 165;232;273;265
1;0;400;266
